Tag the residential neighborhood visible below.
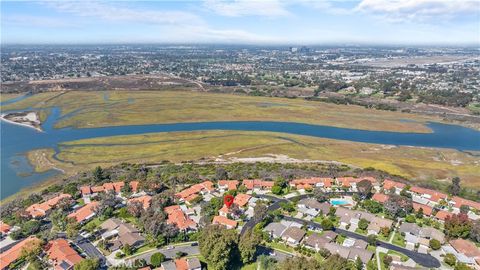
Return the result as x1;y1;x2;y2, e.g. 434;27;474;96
1;174;479;270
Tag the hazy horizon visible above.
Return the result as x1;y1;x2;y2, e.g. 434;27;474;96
2;0;479;45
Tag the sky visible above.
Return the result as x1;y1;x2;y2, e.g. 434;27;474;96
2;0;480;45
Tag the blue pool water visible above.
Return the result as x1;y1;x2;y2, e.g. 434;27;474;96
330;199;349;205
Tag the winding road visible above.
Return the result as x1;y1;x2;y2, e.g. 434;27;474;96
243;193;441;268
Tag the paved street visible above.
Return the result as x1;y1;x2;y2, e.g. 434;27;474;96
257;246;292;262
74;236;107;267
243;193;441;268
127;243;200;265
283;216;441;268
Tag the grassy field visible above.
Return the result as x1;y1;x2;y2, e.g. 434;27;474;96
1;93;23;102
27;130;480;188
2;91;61;108
1;90;440;133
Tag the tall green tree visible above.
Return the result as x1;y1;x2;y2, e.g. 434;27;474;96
74;259;100;270
449;177;461;196
150;252;165;267
198;225;239;270
238;229;261;263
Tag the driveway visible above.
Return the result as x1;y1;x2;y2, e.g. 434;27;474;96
282;216;441;268
257;246;292;262
74;236;107;267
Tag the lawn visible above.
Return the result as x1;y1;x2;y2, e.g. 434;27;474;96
391;232;406;248
336;234;347;245
355;228;367;235
82;217;102;231
377;231;392;242
378;252;388;270
387;250;409;262
3;90;438;133
265;241;295;254
240;263;257;270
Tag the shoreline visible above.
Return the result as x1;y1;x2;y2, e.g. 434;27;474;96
0;112;43;132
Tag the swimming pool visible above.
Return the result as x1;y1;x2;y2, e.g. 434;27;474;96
330;199;349;205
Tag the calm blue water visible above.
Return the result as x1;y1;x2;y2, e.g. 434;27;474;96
330;199;349;206
1;105;479;199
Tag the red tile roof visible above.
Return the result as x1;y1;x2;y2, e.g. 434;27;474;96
0;236;41;270
68;202;98;223
412;203;433;216
128;195;152;209
435;210;451;221
165;205;197;230
290;177;334;188
409;186;447;202
46;239;83;270
91;186;104;193
112;182;125;193
129;181;139;193
0;221;11;234
26;193;72;218
242;179;274;190
234;193;251;207
219;205;230;216
372;193;389;203
175;181;215;200
218;180;239;190
175;258;189;270
80;186;92;195
450;238;480;258
382;179;406;191
212;215;237;228
452;196;480;211
103;182;115;192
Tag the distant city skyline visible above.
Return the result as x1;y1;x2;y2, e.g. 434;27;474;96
2;0;480;45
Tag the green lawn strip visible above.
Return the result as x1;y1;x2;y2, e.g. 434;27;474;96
336;234;346;245
378;252;388;270
387;250;409;262
240;262;257;270
81;217;102;230
392;233;406;248
265;241;295;254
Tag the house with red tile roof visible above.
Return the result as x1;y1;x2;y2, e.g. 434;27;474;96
0;221;10;235
289;177;334;190
412;203;433;216
218;180;239;191
337;177;377;191
68;202;98;223
219;204;230;217
408;186;447;205
435;210;451;222
0;236;41;270
451;196;480;211
212;215;237;229
372;193;389;203
382;179;406;194
175;181;215;202
91;186;105;194
82;181;139;197
165;205;197;231
128;195;152;210
234;193;251;208
45;239;83;270
449;239;480;262
129;181;140;193
80;186;92;196
175;257;202;270
242;179;274;190
26;193;72;218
